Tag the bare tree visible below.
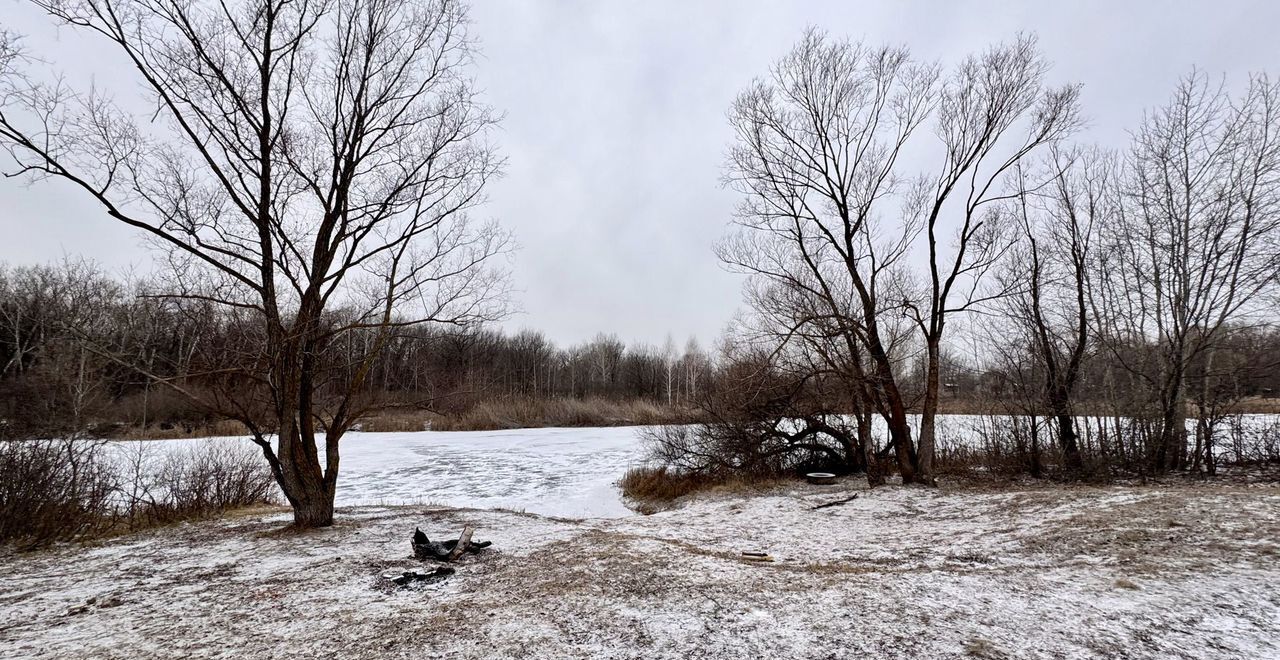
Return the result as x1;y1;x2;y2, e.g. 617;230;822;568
0;0;509;527
999;146;1113;473
721;29;1078;484
1094;71;1280;473
721;29;935;484
906;36;1081;483
661;333;677;406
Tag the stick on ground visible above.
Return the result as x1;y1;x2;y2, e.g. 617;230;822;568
811;493;859;510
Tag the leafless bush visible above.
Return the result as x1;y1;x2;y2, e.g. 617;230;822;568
2;438;276;548
0;439;116;548
932;418;1033;478
1217;415;1280;466
121;440;277;526
641;420;850;478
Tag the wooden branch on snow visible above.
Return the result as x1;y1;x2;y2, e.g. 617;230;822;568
389;567;455;586
811;493;859;510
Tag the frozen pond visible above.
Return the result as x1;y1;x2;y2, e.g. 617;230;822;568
112;413;1279;519
114;426;649;519
335;426;645;517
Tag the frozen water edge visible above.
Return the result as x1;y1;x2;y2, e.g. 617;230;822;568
108;414;1280;519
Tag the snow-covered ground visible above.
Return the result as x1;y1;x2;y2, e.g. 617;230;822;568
2;481;1277;659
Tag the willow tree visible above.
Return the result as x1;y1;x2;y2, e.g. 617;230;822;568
0;0;509;526
722;29;1079;484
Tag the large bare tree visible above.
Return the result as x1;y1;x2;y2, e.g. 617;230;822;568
906;37;1081;483
0;0;509;526
721;29;1078;484
1094;71;1280;472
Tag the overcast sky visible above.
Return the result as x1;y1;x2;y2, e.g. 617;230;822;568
2;0;1277;347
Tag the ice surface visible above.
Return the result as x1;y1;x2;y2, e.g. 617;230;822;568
111;426;649;518
332;427;645;517
108;413;1279;519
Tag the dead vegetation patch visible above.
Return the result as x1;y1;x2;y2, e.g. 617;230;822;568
619;465;790;511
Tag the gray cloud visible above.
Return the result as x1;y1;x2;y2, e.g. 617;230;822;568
2;0;1277;346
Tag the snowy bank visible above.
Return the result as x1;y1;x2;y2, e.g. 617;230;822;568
2;481;1277;659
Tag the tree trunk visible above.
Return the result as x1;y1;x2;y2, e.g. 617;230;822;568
916;341;940;485
1028;414;1042;478
887;405;916;484
867;350;916;484
855;405;884;487
270;358;338;528
290;489;336;527
277;434;336;528
1048;387;1083;473
1157;378;1187;474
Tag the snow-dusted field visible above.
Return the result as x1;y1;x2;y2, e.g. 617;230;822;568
2;481;1277;659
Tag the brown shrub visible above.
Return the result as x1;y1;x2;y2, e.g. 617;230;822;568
370;397;691;432
618;466;714;504
114;419;249;440
2;438;277;549
0;439;116;549
358;411;438;433
618;465;783;511
119;440;277;526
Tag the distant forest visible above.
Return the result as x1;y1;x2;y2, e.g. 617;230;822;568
3;260;1277;440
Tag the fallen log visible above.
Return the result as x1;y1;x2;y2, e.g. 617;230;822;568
445;526;474;561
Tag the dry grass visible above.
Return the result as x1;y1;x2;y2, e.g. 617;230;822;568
357;411;439;433
1114;578;1141;590
367;397;693;432
111;419;249;440
964;637;1010;659
1232;396;1280;414
618;465;785;512
618;466;716;505
98;397;695;437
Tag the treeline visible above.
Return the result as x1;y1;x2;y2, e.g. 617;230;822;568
4;259;1277;443
0;261;715;436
